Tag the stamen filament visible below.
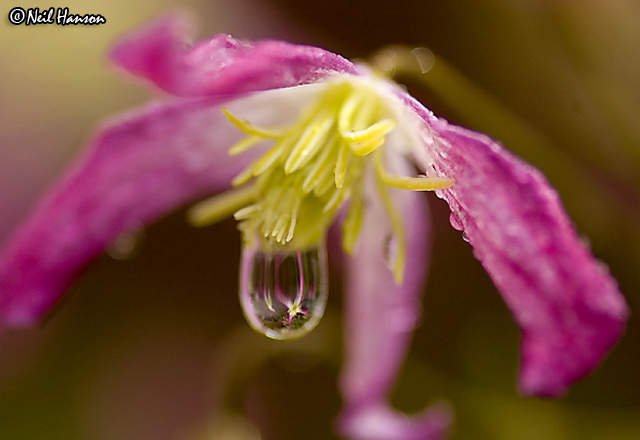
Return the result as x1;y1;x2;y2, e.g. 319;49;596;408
286;205;298;243
252;138;292;176
229;135;266;156
231;166;256;187
285;113;335;174
334;143;350;189
350;135;386;156
338;90;374;134
341;196;364;255
302;134;339;193
188;185;258;227
234;204;259;220
314;174;336;196
323;186;351;213
373;161;406;285
374;149;455;190
222;108;282;138
342;118;396;144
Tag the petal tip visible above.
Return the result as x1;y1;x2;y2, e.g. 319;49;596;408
108;12;194;86
338;401;453;440
517;307;628;399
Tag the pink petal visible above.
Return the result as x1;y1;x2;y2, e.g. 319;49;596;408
0;98;256;327
339;402;452;440
339;152;451;440
109;14;358;97
408;101;628;397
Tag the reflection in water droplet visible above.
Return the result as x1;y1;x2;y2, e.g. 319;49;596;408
461;231;470;243
239;242;328;340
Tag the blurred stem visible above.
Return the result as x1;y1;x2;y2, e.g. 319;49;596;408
515;0;640;188
583;73;640;174
373;46;553;163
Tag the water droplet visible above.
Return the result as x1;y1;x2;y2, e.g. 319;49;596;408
106;226;145;260
383;234;398;270
597;260;610;275
461;231;470;243
239;242;328;340
449;213;463;231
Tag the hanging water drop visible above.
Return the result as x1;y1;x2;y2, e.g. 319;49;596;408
239;242;328;340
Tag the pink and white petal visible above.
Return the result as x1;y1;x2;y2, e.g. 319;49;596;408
110;14;359;98
339;402;452;440
339;152;450;440
0;97;259;328
408;103;628;397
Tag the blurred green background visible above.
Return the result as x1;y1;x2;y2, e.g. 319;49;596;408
1;0;639;439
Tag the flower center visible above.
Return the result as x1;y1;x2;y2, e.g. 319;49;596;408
188;77;453;283
187;77;453;340
228;81;398;251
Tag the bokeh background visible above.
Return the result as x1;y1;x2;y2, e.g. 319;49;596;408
1;0;639;439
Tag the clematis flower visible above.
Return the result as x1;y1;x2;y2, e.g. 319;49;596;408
0;14;628;440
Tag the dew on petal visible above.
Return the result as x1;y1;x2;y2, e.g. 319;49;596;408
449;212;463;231
239;242;328;340
106;226;145;260
383;234;398;270
597;260;611;275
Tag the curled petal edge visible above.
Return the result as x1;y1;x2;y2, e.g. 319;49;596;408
403;92;628;397
109;13;359;97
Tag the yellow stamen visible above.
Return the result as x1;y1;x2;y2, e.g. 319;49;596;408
229;135;266;156
338;90;373;134
334;143;350;189
222;108;281;138
341;196;364;255
350;135;386;157
342;118;396;144
251;137;293;176
373;160;407;285
188;185;258;227
234;204;259;220
302;133;339;193
285;112;334;174
323;186;351;214
231;166;256;187
374;149;455;191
